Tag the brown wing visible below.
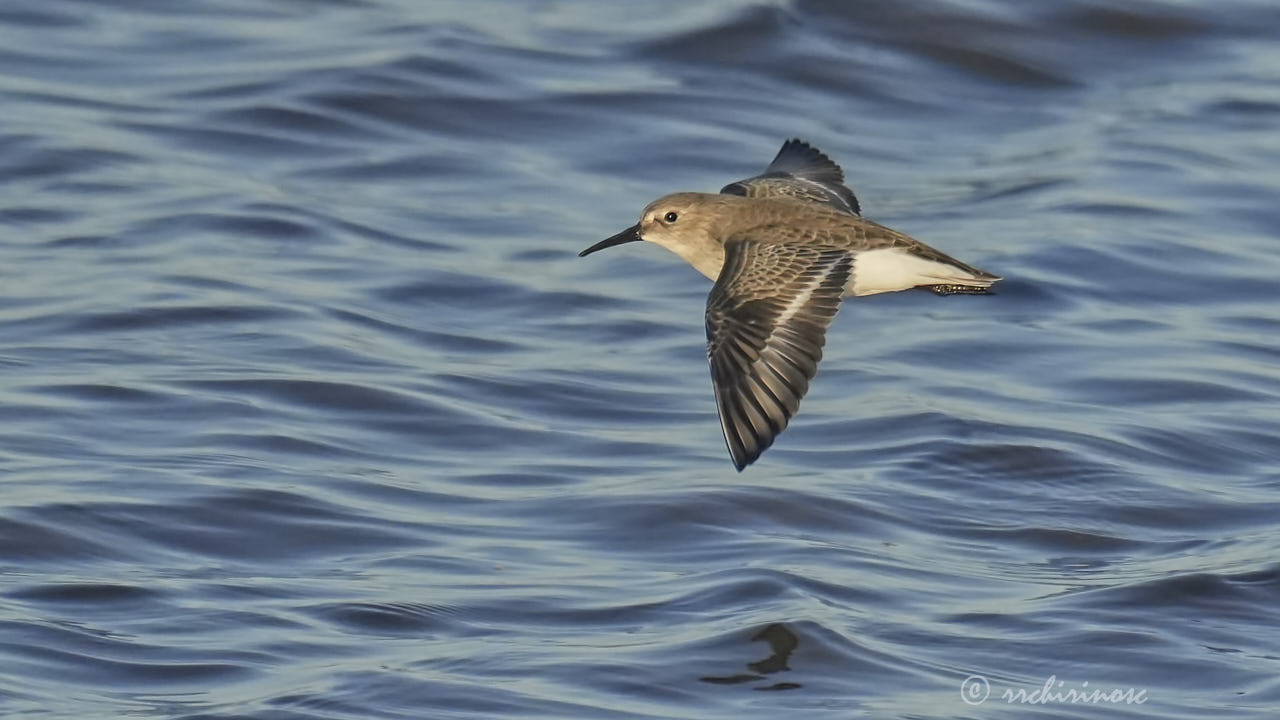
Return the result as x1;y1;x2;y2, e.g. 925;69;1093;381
720;139;861;215
705;240;853;470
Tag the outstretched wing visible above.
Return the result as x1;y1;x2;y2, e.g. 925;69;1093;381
705;240;853;471
720;139;861;215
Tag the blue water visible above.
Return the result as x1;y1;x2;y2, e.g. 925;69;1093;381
3;1;1280;718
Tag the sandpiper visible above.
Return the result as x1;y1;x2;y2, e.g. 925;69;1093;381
579;140;1000;471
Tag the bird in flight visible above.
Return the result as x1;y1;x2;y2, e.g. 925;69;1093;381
580;140;1000;471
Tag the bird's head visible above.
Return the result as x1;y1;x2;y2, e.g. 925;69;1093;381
579;192;725;259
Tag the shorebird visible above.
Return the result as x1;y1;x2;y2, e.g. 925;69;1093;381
579;140;1000;471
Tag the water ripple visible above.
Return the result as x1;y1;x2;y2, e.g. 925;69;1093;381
3;0;1280;718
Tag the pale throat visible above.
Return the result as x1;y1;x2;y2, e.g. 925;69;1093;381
651;236;725;281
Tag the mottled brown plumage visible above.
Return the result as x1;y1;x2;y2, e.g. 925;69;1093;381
720;139;861;215
707;243;852;469
579;140;1001;470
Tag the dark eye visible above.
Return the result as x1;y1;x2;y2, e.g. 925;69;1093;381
664;211;679;223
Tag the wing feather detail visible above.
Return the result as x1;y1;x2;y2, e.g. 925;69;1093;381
705;241;853;470
720;139;861;215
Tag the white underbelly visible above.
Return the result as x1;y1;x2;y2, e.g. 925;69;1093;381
847;247;975;296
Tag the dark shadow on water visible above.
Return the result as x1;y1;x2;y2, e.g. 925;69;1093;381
700;623;802;691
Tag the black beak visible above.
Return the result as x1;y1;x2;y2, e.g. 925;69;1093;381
579;224;642;257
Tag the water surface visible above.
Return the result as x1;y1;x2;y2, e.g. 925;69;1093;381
2;1;1280;718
